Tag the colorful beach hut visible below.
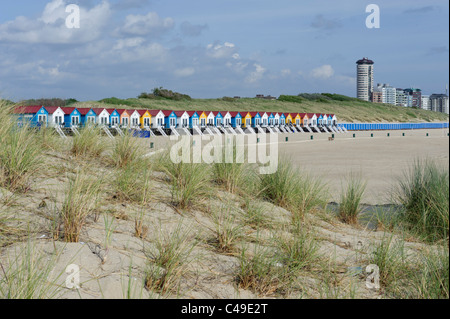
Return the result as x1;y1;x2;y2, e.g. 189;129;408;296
163;110;178;129
13;105;49;127
230;112;242;128
242;112;252;128
61;107;81;128
79;108;97;126
106;109;120;127
250;112;261;127
138;110;151;128
261;112;269;127
187;111;199;128
213;111;223;127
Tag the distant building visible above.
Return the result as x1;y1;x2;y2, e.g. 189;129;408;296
356;57;374;102
430;94;449;114
421;95;431;111
372;85;383;103
404;88;422;108
256;94;276;100
374;83;396;105
396;88;407;107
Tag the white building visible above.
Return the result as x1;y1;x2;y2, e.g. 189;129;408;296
421;95;431;111
356;57;374;101
381;84;396;105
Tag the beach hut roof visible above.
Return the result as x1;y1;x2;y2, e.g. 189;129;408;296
212;111;222;116
45;106;62;114
162;110;175;116
228;111;241;117
186;111;198;116
148;110;162;116
92;108;107;115
77;108;94;115
61;107;78;114
174;111;187;116
249;111;259;117
306;113;316;118
137;109;149;116
12;105;44;114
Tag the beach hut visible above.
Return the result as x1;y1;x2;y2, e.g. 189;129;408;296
306;113;317;127
129;110;141;128
293;113;301;126
46;106;65;127
250;112;261;127
92;108;110;126
299;113;308;126
187;111;199;128
268;113;275;126
116;109;131;128
149;110;165;128
317;114;324;127
13;105;49;127
273;112;280;126
197;111;208;128
242;112;252;128
163;110;178;129
206;111;215;126
79;108;97;126
280;113;286;126
285;113;293;125
261;112;269;127
213;111;223;127
106;109;120;127
230;112;242;128
222;111;232;127
329;114;337;126
61;107;81;128
138;110;151;128
175;111;190;128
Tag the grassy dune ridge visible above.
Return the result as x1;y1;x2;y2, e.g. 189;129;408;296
69;96;450;123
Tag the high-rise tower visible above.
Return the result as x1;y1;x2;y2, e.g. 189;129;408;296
356;57;374;101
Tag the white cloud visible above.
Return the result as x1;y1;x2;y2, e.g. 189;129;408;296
246;64;266;83
310;64;334;79
119;11;174;36
206;42;238;59
113;37;145;50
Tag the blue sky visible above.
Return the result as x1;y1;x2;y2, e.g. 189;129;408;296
0;0;448;101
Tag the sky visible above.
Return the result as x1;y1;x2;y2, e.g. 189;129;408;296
0;0;449;101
